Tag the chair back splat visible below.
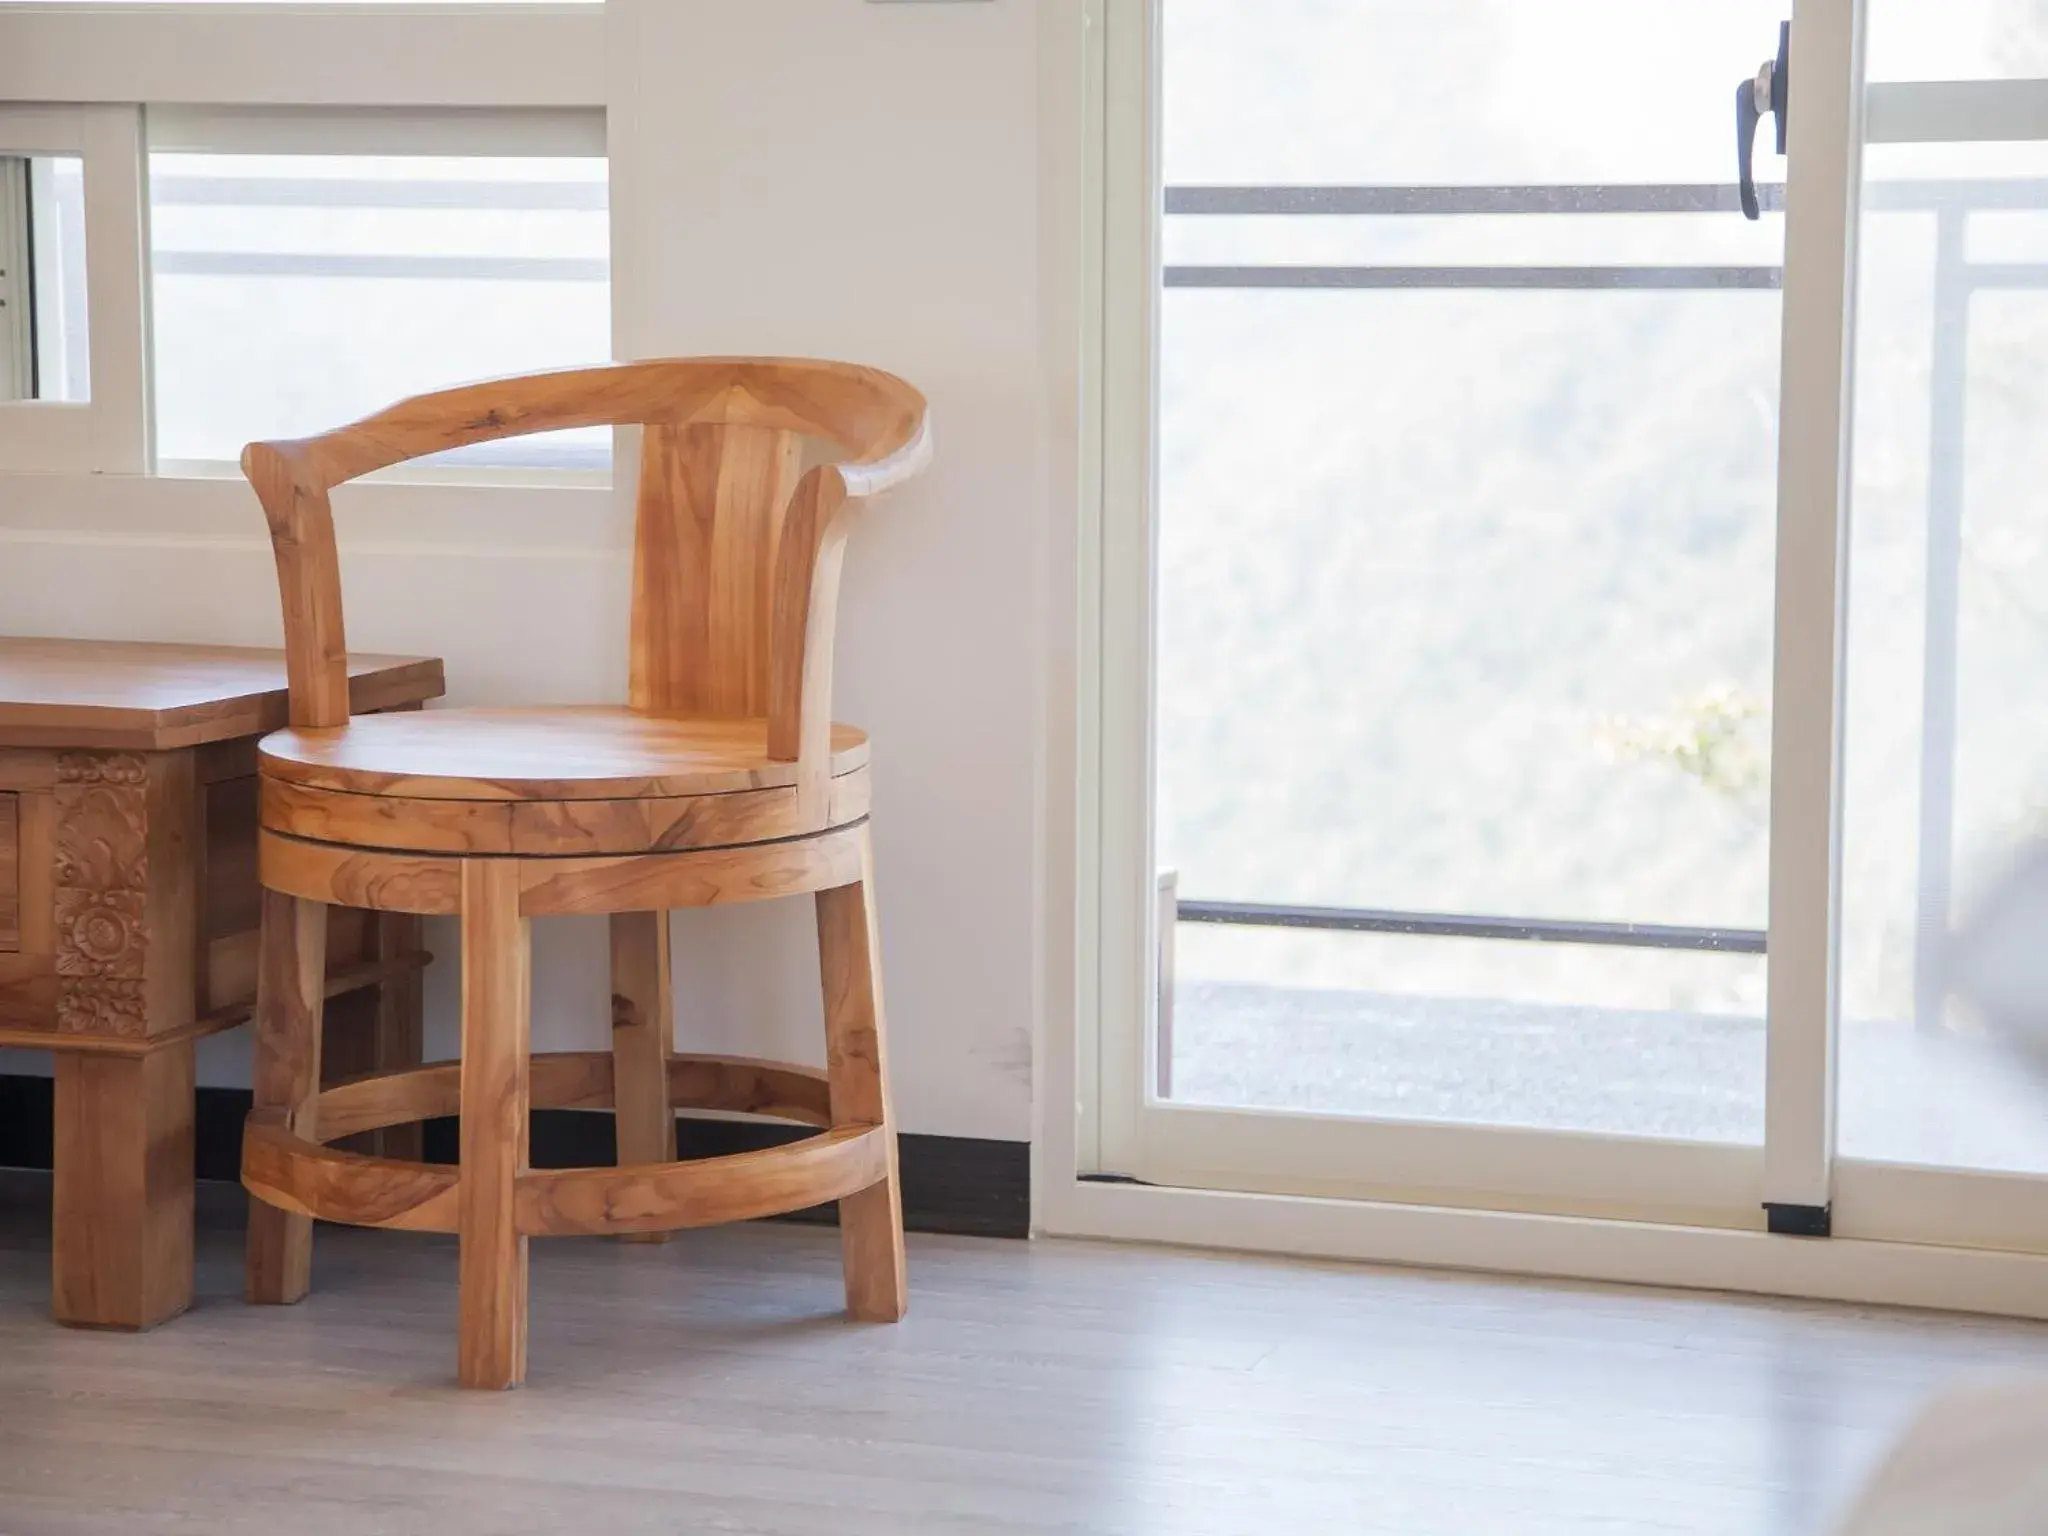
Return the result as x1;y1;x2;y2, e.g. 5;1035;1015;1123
241;358;931;796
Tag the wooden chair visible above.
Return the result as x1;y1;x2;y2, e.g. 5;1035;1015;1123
237;358;930;1389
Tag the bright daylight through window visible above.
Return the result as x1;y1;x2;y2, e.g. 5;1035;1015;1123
1154;0;2048;1174
148;151;610;471
0;155;88;404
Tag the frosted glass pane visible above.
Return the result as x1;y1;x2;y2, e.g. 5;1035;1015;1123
0;156;88;403
1867;0;2048;81
149;154;610;469
1157;289;1779;928
1155;2;1781;1142
1165;0;1790;187
1839;140;2048;1174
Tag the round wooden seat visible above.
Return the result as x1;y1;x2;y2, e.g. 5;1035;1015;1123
258;709;873;857
260;707;870;800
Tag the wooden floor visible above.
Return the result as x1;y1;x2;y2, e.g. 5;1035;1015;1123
5;1173;2048;1535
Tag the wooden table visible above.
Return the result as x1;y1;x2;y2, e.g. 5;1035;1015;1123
0;638;444;1328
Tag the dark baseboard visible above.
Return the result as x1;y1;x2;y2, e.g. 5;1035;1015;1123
0;1072;1028;1239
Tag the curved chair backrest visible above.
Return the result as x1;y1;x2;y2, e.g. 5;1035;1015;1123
243;359;930;794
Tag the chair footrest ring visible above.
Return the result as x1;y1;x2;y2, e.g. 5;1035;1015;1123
241;1051;885;1238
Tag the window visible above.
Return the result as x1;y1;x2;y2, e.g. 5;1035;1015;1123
0;105;146;473
1867;0;2048;81
22;156;92;403
148;147;611;473
1;154;90;404
1839;137;2048;1174
1150;0;1784;1143
0;4;606;480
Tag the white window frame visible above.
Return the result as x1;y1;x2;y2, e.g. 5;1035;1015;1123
0;1;608;484
143;102;610;481
1045;0;2048;1317
0;4;604;112
0;103;149;472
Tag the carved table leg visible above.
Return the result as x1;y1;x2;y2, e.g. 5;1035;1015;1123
51;1042;195;1329
48;750;200;1330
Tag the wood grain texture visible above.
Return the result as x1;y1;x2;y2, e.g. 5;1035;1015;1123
50;752;199;1040
13;785;54;960
515;1125;888;1239
50;753;152;1037
243;359;925;734
232;358;929;1386
458;858;531;1390
260;776;513;854
1836;1380;2048;1535
0;750;58;791
49;1042;194;1329
201;777;261;991
767;464;855;829
8;1198;2048;1531
3;654;443;1337
816;826;906;1322
609;911;676;1244
368;910;425;1161
666;1054;831;1126
10;945;422;1053
260;711;868;802
261;768;869;856
245;889;326;1306
631;422;802;716
0;638;442;750
505;770;867;854
307;1051;827;1144
0;791;16;952
260;830;462;915
242;1112;459;1233
316;1052;616;1142
517;822;867;917
0;969;58;1032
194;737;261;787
310;1050;831;1147
259;827;869;919
0;790;55;1031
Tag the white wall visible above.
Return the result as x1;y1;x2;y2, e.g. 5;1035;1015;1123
0;0;1082;1147
606;0;1055;1142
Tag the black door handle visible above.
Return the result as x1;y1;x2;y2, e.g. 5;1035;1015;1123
1738;20;1789;220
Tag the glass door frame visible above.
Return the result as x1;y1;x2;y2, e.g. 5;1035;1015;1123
1830;75;2048;1256
1078;0;2048;1250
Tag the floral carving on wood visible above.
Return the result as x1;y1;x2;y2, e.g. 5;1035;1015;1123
53;753;151;1036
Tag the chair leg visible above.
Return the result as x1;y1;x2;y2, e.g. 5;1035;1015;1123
609;911;676;1244
246;889;327;1305
369;911;426;1161
815;827;906;1323
457;860;531;1390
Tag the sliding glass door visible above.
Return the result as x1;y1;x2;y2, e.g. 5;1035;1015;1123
1096;0;1902;1229
1154;0;1785;1147
1828;5;2048;1250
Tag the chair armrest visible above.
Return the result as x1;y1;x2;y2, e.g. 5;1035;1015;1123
765;411;934;817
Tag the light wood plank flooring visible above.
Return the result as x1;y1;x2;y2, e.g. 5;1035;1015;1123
4;1171;2048;1535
